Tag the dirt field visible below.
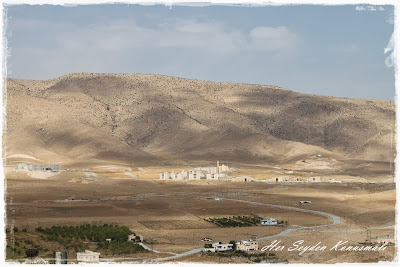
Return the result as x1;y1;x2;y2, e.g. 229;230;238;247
5;167;396;263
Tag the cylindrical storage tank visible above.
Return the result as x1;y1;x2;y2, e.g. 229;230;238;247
61;252;67;264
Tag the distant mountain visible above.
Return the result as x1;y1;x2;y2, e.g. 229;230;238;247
4;73;395;167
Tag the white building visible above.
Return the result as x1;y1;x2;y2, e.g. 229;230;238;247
204;242;234;252
260;218;278;225
206;173;219;179
77;250;100;263
196;170;204;179
15;163;44;171
181;170;188;177
159;161;231;181
235;240;259;251
219;164;230;173
46;164;62;171
54;251;67;264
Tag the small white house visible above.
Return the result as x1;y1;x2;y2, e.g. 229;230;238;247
128;233;143;242
260;218;278;225
204;242;234;252
214;242;233;252
77;250;100;263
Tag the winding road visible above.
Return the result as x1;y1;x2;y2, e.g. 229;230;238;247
145;197;341;262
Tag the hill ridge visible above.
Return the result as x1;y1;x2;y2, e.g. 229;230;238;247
4;73;395;167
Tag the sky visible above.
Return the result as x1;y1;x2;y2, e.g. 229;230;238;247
4;4;395;100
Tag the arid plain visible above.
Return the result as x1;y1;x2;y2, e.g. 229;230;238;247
4;73;396;263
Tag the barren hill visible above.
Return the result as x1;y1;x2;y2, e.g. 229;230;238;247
4;73;395;168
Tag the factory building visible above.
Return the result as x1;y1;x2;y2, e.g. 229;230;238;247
159;161;231;180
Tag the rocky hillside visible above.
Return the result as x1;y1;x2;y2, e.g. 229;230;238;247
4;73;396;167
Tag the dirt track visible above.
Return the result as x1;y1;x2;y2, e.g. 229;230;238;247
150;197;341;262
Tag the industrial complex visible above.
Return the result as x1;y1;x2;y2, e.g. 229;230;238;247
159;161;232;180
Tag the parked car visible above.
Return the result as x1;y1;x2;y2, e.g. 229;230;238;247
202;237;213;242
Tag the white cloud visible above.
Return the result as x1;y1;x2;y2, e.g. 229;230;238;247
50;18;299;54
337;43;361;53
7;17;301;79
384;33;394;68
355;5;385;12
249;26;299;51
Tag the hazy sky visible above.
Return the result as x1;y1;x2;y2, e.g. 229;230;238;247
5;4;395;100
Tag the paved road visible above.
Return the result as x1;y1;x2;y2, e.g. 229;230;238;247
149;197;341;262
138;242;176;255
151;248;204;262
220;198;341;227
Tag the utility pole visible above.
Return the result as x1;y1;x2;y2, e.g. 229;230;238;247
365;227;371;243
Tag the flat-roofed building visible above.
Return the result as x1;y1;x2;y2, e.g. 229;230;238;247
77;250;100;263
235;240;258;251
15;164;44;171
211;242;234;252
261;218;278;225
46;164;62;171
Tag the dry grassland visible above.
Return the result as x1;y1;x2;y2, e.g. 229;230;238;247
5;166;395;263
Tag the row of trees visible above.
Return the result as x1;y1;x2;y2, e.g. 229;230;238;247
35;224;134;243
205;216;260;227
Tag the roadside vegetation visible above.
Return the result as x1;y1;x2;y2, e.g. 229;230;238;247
203;250;284;263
